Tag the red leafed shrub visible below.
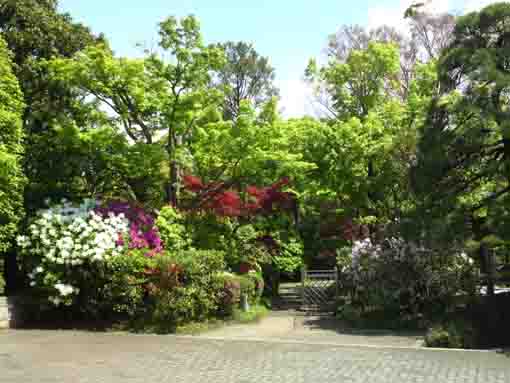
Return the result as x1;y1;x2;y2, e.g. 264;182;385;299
182;175;295;217
239;262;252;274
182;175;204;193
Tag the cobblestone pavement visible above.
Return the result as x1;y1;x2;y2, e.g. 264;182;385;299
0;330;509;383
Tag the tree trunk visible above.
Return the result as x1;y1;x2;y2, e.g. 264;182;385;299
4;249;18;295
166;132;181;207
480;242;495;297
367;159;376;213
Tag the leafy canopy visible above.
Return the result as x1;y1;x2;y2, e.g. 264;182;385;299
0;35;25;253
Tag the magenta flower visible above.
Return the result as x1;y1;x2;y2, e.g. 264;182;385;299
95;201;164;256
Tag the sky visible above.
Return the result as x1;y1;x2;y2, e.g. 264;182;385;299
59;0;501;118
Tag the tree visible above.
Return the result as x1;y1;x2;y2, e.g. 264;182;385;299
48;44;167;144
306;42;401;120
407;9;455;61
191;100;316;190
214;41;279;120
327;25;402;62
0;0;102;211
323;11;454;105
25;124;168;208
0;36;25;254
0;0;101;133
150;15;226;206
414;2;510;244
48;16;226;206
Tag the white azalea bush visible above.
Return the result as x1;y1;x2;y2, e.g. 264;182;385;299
17;199;129;307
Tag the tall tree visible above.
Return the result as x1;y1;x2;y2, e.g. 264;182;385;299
214;41;279;120
0;35;25;253
306;42;401;120
323;11;454;106
0;36;25;290
191;100;316;189
0;0;102;209
407;9;455;61
0;0;100;132
48;44;167;144
414;2;510;244
50;16;226;206
149;16;226;205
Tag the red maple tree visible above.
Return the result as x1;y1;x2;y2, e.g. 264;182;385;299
182;175;295;217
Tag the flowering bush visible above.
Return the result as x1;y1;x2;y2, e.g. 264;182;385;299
95;200;163;256
338;237;477;323
17;199;129;307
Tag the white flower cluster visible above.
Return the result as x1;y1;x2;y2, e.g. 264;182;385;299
48;283;81;306
351;238;381;269
17;199;129;305
459;252;474;265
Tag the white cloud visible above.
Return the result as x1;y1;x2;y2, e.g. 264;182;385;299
366;0;502;32
276;78;315;118
463;0;501;12
367;0;452;33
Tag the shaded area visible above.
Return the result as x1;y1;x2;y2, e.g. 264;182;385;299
271;282;302;312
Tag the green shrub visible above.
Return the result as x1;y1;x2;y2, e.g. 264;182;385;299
152;285;218;330
101;250;153;317
155;206;191;252
172;249;226;283
230;225;271;268
147;250;227;329
424;320;477;349
215;272;241;317
184;213;234;253
243;272;264;302
273;238;304;276
425;326;462;348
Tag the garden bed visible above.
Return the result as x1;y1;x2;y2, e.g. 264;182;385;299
12;302;269;335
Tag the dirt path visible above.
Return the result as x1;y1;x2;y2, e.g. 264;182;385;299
198;312;424;348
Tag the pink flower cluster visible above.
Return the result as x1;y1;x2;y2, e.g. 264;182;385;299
95;201;163;257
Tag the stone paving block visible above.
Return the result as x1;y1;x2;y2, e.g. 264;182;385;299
0;331;508;383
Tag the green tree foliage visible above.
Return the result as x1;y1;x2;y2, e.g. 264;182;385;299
414;2;510;243
49;16;225;206
214;41;279;120
153;16;226;205
191;101;316;188
307;42;400;120
26;124;167;207
0;36;25;253
0;0;102;210
48;44;168;144
0;0;100;131
325;12;454;106
305;42;414;224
